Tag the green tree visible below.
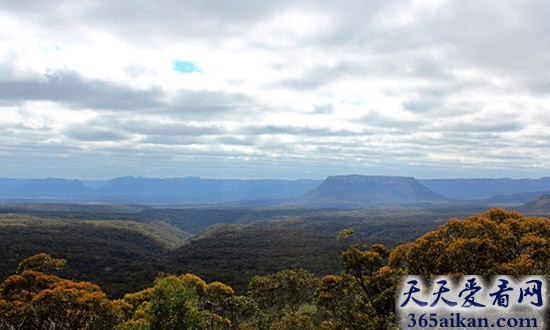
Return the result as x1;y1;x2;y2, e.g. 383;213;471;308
223;295;259;330
114;274;247;330
112;288;152;330
248;269;319;313
316;242;402;330
204;281;234;330
247;269;319;329
146;275;208;330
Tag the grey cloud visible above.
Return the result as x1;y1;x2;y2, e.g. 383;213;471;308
406;57;454;81
4;0;386;50
360;110;423;131
139;135;208;146
403;99;445;113
0;70;257;119
67;118;233;145
312;103;334;114
119;120;227;136
35;0;327;45
2;0;549;179
371;54;456;82
170;90;256;117
318;1;550;93
410;2;550;86
216;136;257;146
2;128;53;149
274;61;366;91
431;109;528;134
63;126;129;142
435;118;525;134
525;79;550;95
0;70;164;111
8;0;550;82
241;125;365;137
139;134;258;147
402;87;455;114
8;121;52;133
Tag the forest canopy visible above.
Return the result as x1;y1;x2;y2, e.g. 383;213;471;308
1;208;549;329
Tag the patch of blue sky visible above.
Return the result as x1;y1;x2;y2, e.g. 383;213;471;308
173;60;203;73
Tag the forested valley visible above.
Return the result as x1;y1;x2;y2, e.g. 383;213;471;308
1;202;550;329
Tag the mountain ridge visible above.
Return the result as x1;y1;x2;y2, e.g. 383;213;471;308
2;175;550;207
419;177;550;200
296;175;448;207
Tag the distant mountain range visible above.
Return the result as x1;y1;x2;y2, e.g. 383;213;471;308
0;176;321;205
418;177;550;200
1;175;550;208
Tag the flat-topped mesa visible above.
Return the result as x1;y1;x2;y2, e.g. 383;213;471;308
299;175;447;208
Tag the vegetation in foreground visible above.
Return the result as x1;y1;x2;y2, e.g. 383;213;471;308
0;206;468;297
1;208;550;329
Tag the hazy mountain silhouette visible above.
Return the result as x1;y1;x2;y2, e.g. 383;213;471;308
296;175;448;208
2;175;550;208
420;177;550;200
96;176;321;204
516;194;550;215
482;191;550;206
0;178;92;200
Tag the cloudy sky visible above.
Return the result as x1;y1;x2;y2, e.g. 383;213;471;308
1;0;549;180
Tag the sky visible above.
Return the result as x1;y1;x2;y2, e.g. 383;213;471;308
0;0;549;180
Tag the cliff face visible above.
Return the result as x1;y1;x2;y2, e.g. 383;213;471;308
298;175;448;208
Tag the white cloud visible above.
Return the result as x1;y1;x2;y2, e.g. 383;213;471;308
0;0;549;179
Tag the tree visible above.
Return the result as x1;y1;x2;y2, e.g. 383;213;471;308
392;208;550;277
146;275;208;330
247;269;319;329
203;281;234;330
248;269;319;313
30;280;114;329
269;312;316;330
114;273;247;330
112;288;152;330
15;253;66;275
316;243;402;330
0;253;115;330
222;295;258;330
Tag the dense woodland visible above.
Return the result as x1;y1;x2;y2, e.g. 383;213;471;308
1;207;550;328
0;205;484;297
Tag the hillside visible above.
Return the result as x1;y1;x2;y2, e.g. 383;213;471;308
516;194;550;215
2;208;547;329
140;207;329;234
165;206;483;292
0;204;482;297
0;202;149;213
420;177;550;199
0;213;189;297
296;175;448;207
481;191;550;207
